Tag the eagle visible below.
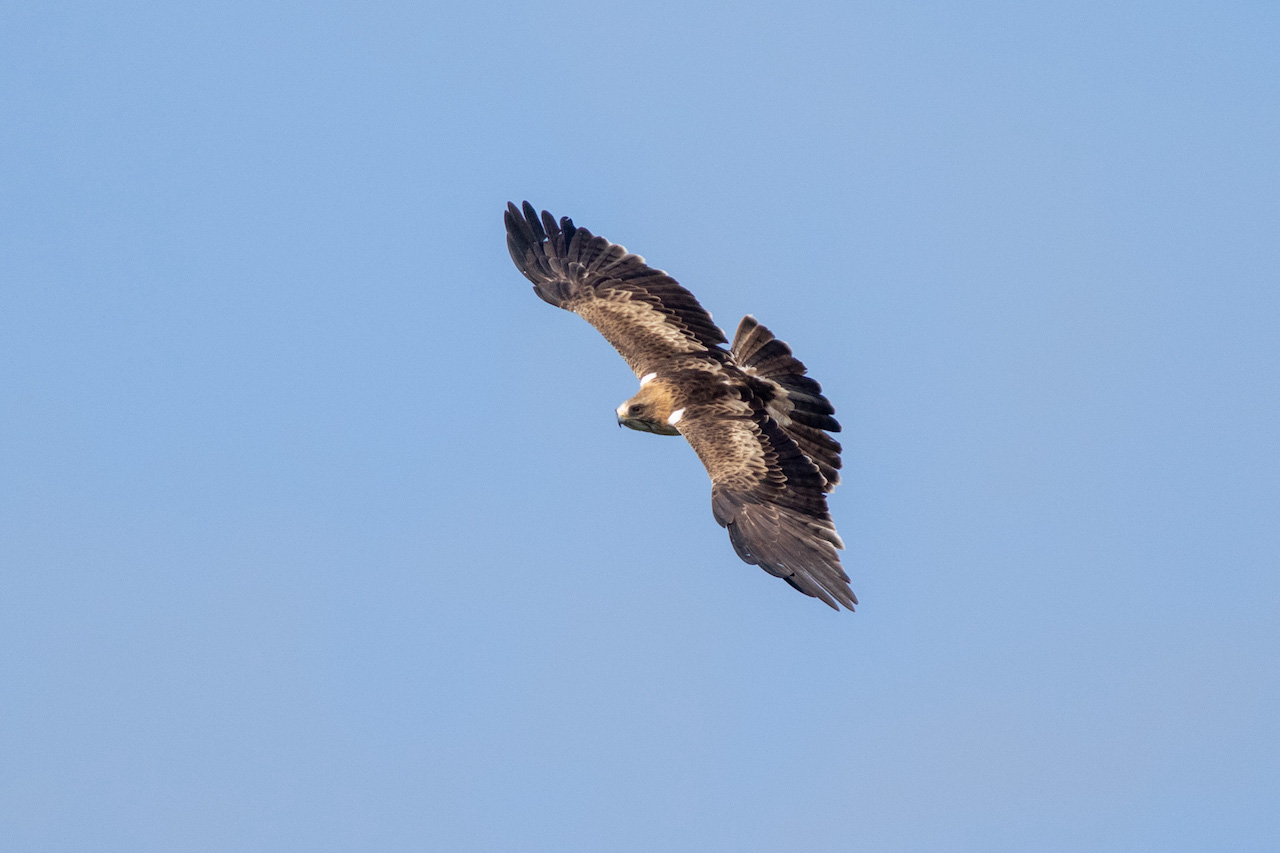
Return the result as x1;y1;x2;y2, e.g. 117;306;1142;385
505;202;856;611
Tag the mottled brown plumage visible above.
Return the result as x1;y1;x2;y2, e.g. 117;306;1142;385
505;202;855;610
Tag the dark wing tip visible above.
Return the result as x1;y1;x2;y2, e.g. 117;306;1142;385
505;200;546;245
504;201;567;302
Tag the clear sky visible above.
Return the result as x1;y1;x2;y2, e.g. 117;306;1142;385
3;2;1278;850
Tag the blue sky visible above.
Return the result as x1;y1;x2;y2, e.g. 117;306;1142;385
3;2;1278;850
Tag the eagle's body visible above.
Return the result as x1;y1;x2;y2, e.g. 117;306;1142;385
505;202;856;610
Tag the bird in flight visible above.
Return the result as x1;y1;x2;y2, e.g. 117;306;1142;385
504;202;855;611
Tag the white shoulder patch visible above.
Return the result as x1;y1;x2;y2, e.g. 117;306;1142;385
667;407;686;426
639;372;658;386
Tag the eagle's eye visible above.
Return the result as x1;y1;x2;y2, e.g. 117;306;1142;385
627;403;644;416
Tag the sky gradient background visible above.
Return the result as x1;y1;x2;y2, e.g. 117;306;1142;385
4;2;1278;850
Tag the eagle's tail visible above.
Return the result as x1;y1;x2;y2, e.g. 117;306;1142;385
732;315;843;492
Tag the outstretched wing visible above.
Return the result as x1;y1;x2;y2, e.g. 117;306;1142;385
505;202;727;376
676;397;856;611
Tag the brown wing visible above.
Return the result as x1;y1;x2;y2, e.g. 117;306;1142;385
676;395;856;611
731;315;843;493
505;202;727;376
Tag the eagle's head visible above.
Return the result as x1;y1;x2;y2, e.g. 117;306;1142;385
616;375;682;436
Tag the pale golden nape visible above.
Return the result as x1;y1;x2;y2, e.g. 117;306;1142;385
615;377;681;435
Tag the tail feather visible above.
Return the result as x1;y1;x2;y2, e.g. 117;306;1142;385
732;315;843;492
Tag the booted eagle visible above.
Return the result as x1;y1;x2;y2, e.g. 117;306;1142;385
505;202;855;611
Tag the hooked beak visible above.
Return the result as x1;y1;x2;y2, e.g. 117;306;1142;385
616;414;678;436
617;414;648;432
